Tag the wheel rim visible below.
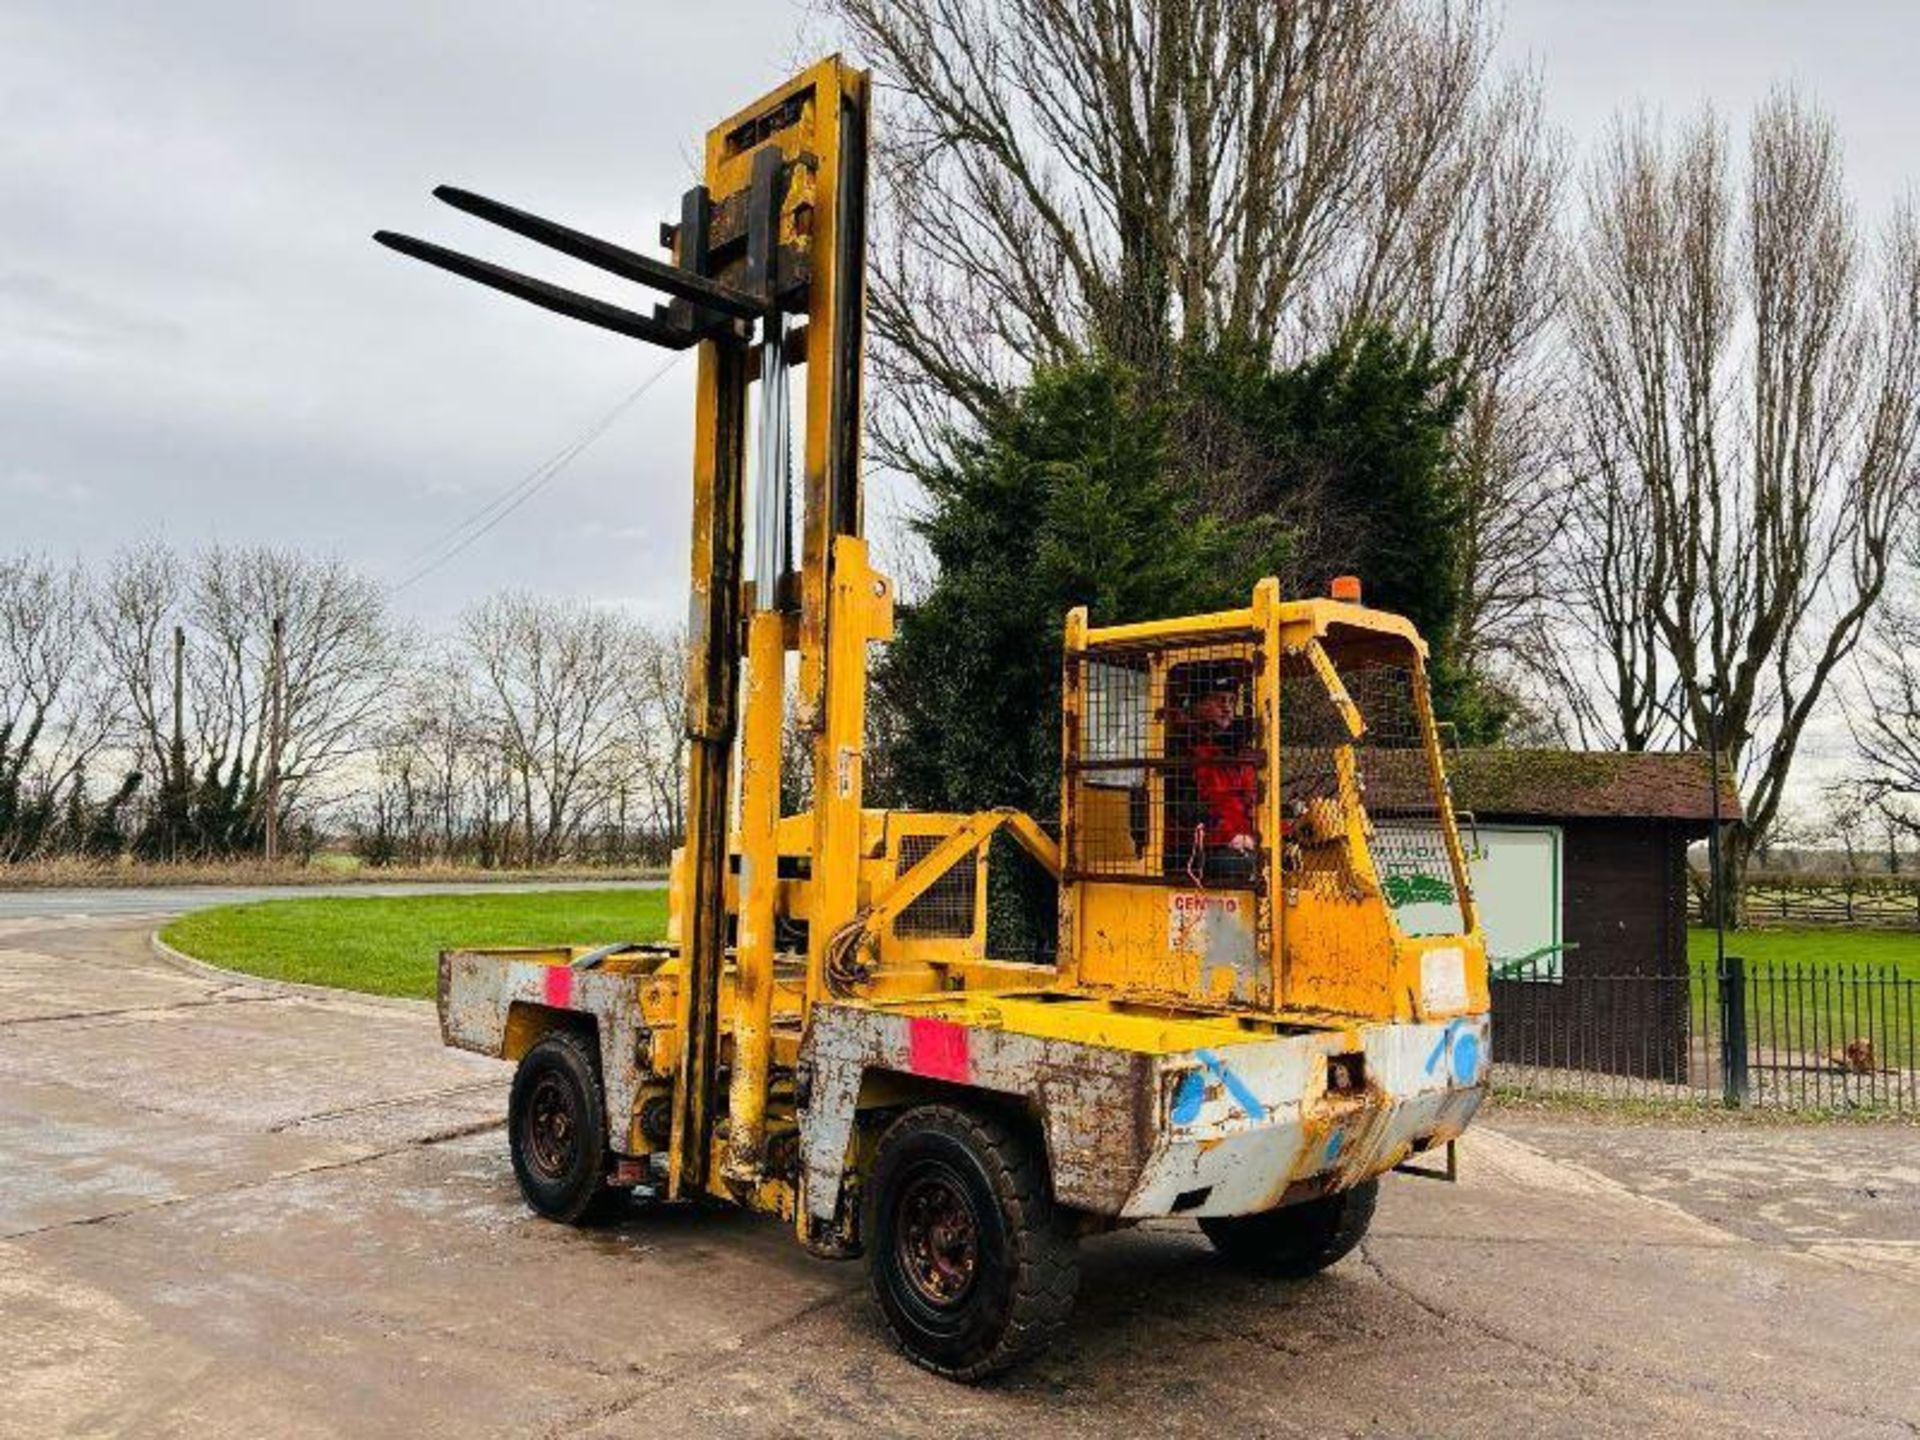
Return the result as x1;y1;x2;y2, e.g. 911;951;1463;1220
523;1071;578;1179
894;1165;981;1309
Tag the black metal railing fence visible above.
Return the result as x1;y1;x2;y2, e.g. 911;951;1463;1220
1491;956;1919;1113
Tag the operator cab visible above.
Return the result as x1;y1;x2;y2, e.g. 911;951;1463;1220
1062;578;1482;1022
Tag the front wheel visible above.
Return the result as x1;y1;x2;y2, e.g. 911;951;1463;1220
1200;1179;1378;1277
508;1030;623;1225
865;1105;1079;1382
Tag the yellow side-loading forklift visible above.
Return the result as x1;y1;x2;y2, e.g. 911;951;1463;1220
378;56;1490;1381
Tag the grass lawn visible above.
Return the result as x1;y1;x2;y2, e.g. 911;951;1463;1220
1684;927;1920;1072
160;888;669;999
1686;925;1920;979
155;901;1920;1070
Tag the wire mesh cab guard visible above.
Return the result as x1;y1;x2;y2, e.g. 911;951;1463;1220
1064;633;1267;890
1279;628;1467;937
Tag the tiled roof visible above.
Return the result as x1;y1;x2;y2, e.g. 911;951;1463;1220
1446;749;1743;823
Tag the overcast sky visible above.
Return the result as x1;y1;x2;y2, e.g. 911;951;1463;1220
5;2;1918;637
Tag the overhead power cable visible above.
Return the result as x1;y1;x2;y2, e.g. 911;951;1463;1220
387;350;686;594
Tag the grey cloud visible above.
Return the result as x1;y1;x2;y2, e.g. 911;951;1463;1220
3;0;1915;651
0;271;185;349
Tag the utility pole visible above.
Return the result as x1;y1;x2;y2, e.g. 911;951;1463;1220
1705;681;1725;970
1705;682;1747;1106
265;613;285;863
169;624;188;864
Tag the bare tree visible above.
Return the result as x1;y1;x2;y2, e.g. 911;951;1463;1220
1554;92;1920;913
1520;414;1676;751
358;647;492;864
190;546;397;835
93;544;185;797
833;0;1567;707
0;554;120;858
1422;77;1570;676
1848;565;1920;854
1813;783;1876;877
833;0;1537;440
620;624;688;850
462;593;634;865
91;543;395;856
11;547;687;870
1750;803;1821;874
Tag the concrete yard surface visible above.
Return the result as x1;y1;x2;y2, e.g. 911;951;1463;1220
2;911;1916;1438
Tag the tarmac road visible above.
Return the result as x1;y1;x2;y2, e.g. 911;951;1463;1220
2;912;1916;1438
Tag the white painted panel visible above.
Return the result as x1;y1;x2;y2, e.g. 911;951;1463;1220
1474;825;1562;980
1389;824;1562;975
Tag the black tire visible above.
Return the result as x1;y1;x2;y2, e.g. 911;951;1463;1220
508;1030;623;1225
1200;1179;1378;1278
864;1104;1079;1382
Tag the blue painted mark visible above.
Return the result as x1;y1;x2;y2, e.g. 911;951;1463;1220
1424;1018;1467;1076
1451;1030;1481;1085
1170;1068;1206;1125
1195;1048;1265;1118
1323;1130;1344;1163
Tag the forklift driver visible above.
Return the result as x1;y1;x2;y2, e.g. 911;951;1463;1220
1181;672;1257;883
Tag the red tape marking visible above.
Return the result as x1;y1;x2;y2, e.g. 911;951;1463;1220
907;1016;970;1083
543;964;573;1008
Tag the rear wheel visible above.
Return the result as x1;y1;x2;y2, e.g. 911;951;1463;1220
865;1104;1078;1382
508;1030;623;1225
1200;1179;1378;1277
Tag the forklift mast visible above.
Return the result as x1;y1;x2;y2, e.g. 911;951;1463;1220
375;58;878;1198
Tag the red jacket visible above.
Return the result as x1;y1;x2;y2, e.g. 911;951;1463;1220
1193;732;1255;842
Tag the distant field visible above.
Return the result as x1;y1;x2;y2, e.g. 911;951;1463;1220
161;888;670;999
